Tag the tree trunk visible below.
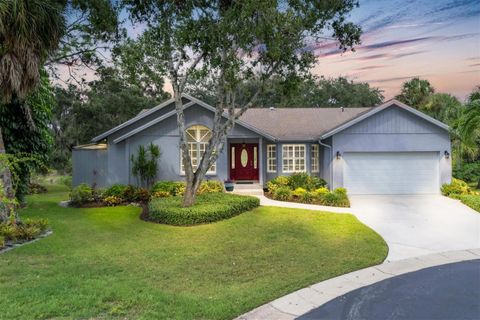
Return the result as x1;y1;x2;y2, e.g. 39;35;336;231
182;177;201;207
477;177;480;190
0;127;16;221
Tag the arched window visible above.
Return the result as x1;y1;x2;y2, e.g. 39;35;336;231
181;125;216;174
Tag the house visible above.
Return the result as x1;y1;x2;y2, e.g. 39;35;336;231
72;94;451;195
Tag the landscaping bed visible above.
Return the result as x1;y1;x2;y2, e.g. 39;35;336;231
442;178;480;213
147;193;260;226
266;173;350;207
0;184;387;320
0;218;50;251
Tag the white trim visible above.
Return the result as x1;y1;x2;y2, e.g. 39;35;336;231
113;101;195;144
320;99;450;140
179;125;216;175
311;144;319;173
266;144;277;173
282;144;306;173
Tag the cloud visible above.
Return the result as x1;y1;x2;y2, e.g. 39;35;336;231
353;65;387;71
365;75;429;84
469;63;480;67
362;37;433;50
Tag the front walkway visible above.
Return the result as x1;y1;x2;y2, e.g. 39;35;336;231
236;249;480;320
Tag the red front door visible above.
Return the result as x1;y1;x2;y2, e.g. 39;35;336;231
230;144;259;181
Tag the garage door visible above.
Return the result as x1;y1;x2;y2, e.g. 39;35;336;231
343;152;439;195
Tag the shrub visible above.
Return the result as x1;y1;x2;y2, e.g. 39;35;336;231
23;218;49;233
148;193;260;226
334;188;347;196
288;173;310;190
312;187;329;198
458;195;480;212
267;176;290;192
197;180;223;194
300;192;314;204
152;180;223;197
151;181;183;196
151;190;171;198
0;235;4;249
309;176;327;190
134;188;151;202
0;218;49;242
267;174;326;193
103;195;123;206
273;186;292;201
121;185;138;202
70;184;94;205
292;187;307;197
28;182;47;194
441;178;472;197
102;184;129;199
453;161;480;184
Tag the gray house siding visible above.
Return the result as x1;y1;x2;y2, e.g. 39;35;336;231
72;147;108;187
102;104;266;186
328;106;451;189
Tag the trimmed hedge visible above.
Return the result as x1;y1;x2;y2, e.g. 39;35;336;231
148;193;260;226
458;195;480;213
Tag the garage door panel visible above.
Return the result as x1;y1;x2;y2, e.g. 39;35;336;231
344;152;439;195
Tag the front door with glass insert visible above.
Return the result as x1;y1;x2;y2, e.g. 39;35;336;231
230;144;259;180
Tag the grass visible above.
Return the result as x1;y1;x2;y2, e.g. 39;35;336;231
0;184;387;320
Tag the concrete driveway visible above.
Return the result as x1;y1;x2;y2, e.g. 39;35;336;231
349;195;480;261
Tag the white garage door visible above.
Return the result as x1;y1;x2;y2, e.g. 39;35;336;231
343;152;439;195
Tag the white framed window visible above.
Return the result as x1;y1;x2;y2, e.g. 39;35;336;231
180;125;216;174
267;144;277;172
311;144;319;173
282;144;306;173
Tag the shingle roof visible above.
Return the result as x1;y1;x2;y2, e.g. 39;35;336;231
237;107;372;140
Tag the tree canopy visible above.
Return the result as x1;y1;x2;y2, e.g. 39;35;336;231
119;0;363;206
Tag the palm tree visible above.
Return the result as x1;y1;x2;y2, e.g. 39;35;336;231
0;0;65;220
459;97;480;189
396;77;434;109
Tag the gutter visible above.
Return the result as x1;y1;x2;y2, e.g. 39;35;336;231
318;139;333;190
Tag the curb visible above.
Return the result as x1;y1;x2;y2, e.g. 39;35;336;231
235;248;480;320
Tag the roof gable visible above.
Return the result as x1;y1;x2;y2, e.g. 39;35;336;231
319;99;450;140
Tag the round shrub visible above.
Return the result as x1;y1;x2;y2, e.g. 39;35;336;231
441;178;472;197
121;185;138;202
103;195;123;207
70;184;94;205
134;188;151;202
300;191;314;204
273;186;292;201
292;187;307;197
267;176;290;192
197;180;223;194
148;193;260;226
102;184;129;199
288;172;310;190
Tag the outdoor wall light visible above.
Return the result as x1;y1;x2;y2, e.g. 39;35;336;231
336;151;341;159
444;150;450;159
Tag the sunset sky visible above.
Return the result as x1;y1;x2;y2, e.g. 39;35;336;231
312;0;480;100
64;0;480;102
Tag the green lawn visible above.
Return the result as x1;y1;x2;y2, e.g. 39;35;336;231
0;185;387;319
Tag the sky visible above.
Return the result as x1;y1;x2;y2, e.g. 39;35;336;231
312;0;480;100
60;0;480;102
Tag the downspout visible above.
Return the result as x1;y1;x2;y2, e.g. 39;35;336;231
318;139;333;190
